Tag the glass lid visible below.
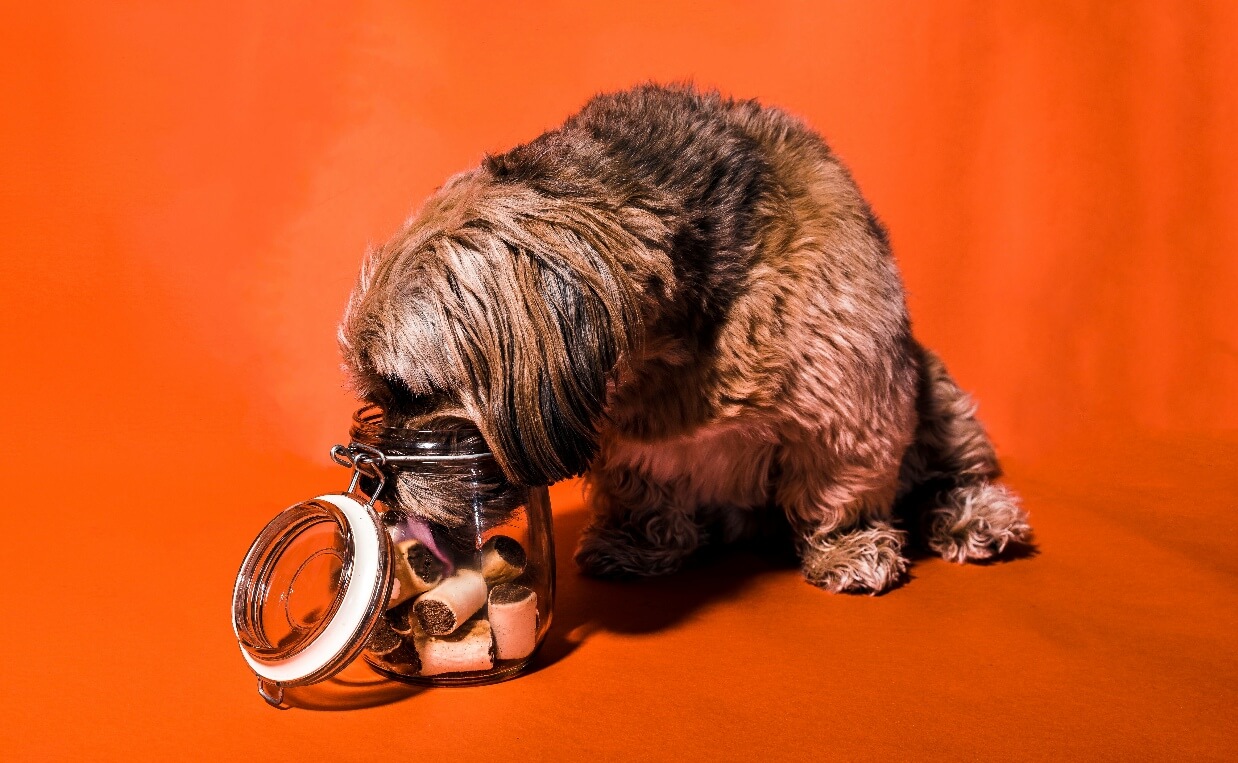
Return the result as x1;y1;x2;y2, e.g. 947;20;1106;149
232;493;392;688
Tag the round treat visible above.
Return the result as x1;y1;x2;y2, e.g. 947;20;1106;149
384;604;415;636
366;617;403;657
406;542;446;587
411;570;487;636
489;582;535;606
481;535;527;584
414;599;457;635
489;536;526;567
382;641;421;670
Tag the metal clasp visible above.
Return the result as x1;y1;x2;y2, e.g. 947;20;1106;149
258;678;289;710
329;443;387;506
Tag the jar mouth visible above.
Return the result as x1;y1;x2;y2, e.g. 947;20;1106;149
349;405;493;458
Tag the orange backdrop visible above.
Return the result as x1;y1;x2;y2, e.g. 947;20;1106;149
3;2;1235;760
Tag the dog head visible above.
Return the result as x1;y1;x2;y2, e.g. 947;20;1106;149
339;168;665;485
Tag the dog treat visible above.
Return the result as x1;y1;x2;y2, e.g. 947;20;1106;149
366;616;403;657
413;569;487;635
383;602;415;636
386;642;421;667
480;535;527;584
488;583;539;660
384;510;455;576
387;538;446;608
413;618;494;676
367;613;421;670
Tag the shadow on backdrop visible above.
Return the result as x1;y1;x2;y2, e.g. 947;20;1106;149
282;660;424;711
280;502;1036;706
531;503;1038;673
529;507;805;674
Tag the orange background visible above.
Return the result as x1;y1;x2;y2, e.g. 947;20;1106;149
3;1;1236;759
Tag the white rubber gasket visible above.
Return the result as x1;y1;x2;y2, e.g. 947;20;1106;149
241;494;381;684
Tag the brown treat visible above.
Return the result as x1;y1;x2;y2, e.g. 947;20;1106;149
415;600;455;634
366;616;404;657
405;540;446;585
480;535;527;584
487;584;539;660
368;610;422;671
413;619;494;676
387;539;446;608
413;569;487;635
383;603;415;636
488;582;535;606
381;640;421;671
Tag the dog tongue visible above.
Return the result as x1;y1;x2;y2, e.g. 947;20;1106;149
385;512;455;575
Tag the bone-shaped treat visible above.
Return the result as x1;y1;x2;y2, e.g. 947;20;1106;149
488;583;539;660
413;569;487;635
413;618;494;676
480;535;527;585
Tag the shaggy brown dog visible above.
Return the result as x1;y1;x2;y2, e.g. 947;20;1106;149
339;84;1031;593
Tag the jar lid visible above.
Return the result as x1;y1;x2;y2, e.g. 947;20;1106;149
231;493;392;689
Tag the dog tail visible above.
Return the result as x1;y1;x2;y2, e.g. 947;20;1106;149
896;342;1032;562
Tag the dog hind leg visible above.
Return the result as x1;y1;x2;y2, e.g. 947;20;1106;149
899;344;1032;562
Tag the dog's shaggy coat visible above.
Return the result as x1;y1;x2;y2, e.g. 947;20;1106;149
339;84;1030;593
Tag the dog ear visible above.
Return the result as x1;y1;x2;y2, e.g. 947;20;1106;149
473;254;627;486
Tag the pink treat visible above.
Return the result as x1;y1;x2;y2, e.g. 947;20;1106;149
488;584;538;660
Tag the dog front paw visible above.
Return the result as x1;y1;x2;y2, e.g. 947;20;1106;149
574;514;699;578
926;482;1031;563
574;532;644;578
799;523;908;594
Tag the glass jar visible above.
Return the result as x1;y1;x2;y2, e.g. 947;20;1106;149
231;407;555;707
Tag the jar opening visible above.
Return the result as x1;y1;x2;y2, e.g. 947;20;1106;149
349;405;492;458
